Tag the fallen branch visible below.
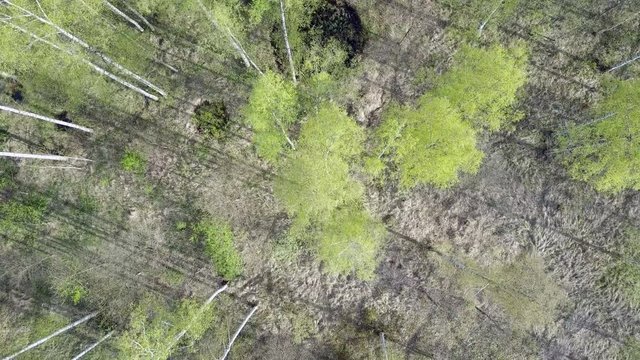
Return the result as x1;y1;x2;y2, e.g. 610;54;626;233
104;1;144;32
0;105;93;133
70;331;115;360
219;305;258;360
2;312;98;360
1;19;159;101
0;152;92;162
279;0;297;84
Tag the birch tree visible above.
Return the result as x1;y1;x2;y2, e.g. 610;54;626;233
560;79;640;193
243;71;298;163
370;96;483;189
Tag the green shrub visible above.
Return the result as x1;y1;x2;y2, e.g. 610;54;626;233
193;100;230;139
192;220;243;280
120;150;146;174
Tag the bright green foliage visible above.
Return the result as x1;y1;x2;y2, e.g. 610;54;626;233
0;190;49;246
560;79;640;193
600;229;640;308
318;207;385;279
432;44;528;131
192;220;242;280
120;150;146;174
244;71;298;163
275;103;384;279
56;281;88;305
374;97;483;189
116;296;214;360
275;103;364;229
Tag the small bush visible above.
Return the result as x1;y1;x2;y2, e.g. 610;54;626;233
121;150;146;174
192;220;242;280
193;100;230;139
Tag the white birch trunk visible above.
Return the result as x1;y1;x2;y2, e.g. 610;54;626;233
122;3;155;31
608;53;640;72
1;312;98;360
0;105;93;133
380;332;389;360
70;331;115;360
170;284;228;349
104;1;144;32
279;0;297;84
195;0;263;74
0;152;92;162
219;305;258;360
1;20;160;101
3;1;167;97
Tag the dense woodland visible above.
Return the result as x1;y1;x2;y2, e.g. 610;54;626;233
0;0;639;358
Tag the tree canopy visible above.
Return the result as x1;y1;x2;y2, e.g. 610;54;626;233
373;96;484;189
432;44;528;131
243;71;298;163
560;79;640;193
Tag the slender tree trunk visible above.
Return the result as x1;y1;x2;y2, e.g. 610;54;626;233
170;284;228;350
279;0;297;84
0;105;93;133
380;332;389;360
3;1;166;97
219;305;258;360
70;331;115;360
478;2;502;37
1;20;160;101
608;53;640;72
1;312;98;360
104;1;144;32
195;0;263;75
0;152;92;162
122;3;155;31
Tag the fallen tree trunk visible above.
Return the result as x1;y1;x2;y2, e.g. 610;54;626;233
0;105;93;133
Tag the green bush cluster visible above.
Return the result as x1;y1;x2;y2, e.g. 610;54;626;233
192;220;243;280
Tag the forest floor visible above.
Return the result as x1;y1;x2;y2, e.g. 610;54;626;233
1;0;640;359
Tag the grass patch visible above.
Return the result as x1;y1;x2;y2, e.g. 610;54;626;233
120;150;146;174
192;219;242;280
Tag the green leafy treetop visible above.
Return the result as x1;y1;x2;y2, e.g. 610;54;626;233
373;96;484;189
432;44;528;131
560;79;640;193
275;103;364;229
275;103;384;278
244;70;298;163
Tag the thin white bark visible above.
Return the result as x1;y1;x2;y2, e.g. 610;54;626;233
380;332;389;360
122;3;155;31
1;312;98;360
170;284;228;349
0;105;93;133
219;305;258;360
0;152;92;162
3;0;167;97
478;2;502;37
608;53;640;72
70;331;115;360
1;19;160;101
196;0;263;74
104;1;144;32
279;0;297;84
